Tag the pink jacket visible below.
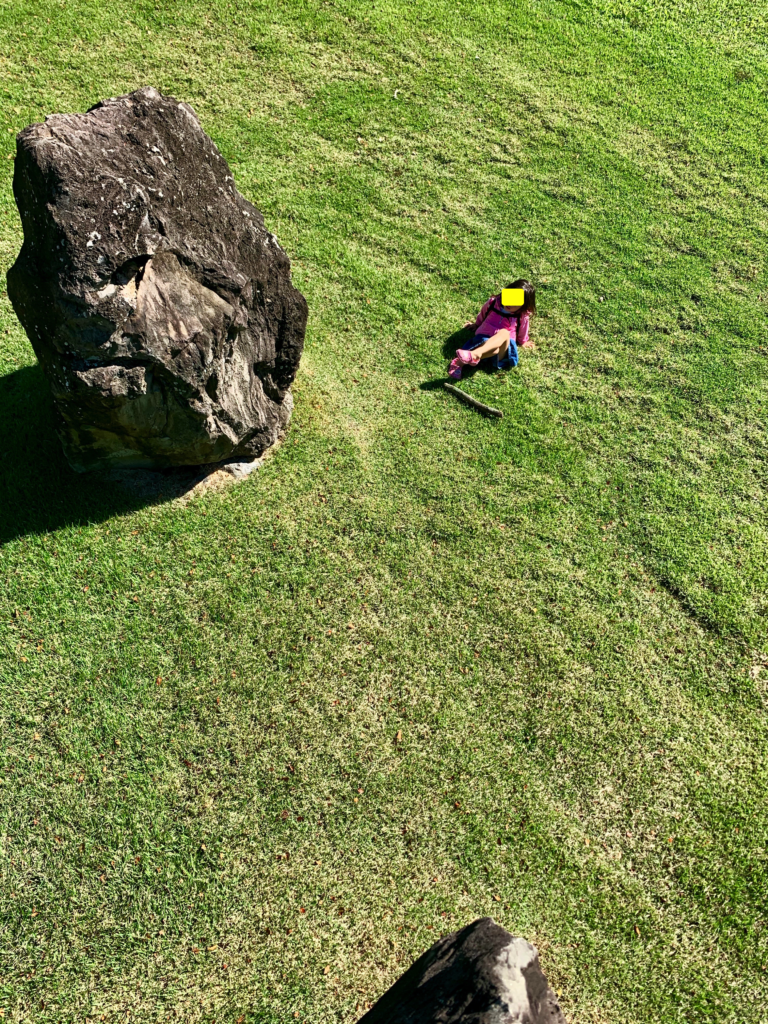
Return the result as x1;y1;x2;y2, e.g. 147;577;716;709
474;295;531;347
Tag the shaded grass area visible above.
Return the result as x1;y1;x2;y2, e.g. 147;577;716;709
0;0;767;1021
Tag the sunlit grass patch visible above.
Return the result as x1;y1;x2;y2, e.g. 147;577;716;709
0;0;767;1022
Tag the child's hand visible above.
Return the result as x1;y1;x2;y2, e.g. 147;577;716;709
463;320;475;329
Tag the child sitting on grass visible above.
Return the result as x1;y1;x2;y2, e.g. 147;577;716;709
448;278;536;380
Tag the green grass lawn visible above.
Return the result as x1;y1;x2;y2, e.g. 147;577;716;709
1;0;767;1021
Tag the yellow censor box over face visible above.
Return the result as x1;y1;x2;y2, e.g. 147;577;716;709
501;288;525;307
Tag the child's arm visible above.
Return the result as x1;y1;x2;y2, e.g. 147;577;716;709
516;312;535;349
516;312;530;347
463;296;494;329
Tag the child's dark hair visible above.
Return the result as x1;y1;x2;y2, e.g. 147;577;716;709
503;278;536;315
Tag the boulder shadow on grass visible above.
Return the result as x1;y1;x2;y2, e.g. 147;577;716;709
0;363;264;545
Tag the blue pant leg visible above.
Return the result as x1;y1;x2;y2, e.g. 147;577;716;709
498;338;519;369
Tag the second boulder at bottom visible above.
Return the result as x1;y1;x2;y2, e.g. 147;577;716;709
357;916;566;1024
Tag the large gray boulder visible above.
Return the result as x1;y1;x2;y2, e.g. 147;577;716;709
7;86;307;471
358;917;566;1024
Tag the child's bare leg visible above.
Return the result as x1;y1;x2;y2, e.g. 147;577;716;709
462;328;510;360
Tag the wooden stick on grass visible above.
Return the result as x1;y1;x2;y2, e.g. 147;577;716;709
443;382;503;419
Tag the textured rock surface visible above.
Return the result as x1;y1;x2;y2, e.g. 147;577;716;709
358;917;566;1024
7;86;307;471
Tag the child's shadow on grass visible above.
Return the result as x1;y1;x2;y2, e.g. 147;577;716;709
0;363;213;545
419;327;491;392
441;325;474;360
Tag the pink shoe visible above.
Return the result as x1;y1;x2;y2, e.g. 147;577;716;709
456;348;481;366
448;358;463;380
